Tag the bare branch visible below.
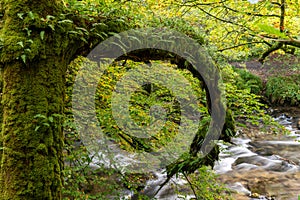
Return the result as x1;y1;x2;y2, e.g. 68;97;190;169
195;5;253;32
218;41;265;52
178;0;229;7
258;34;300;45
259;42;283;63
222;5;281;18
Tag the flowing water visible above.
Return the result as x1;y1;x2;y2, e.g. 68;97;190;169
118;112;300;199
215;114;300;200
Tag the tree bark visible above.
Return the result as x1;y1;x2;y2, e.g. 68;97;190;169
0;58;67;199
0;0;72;199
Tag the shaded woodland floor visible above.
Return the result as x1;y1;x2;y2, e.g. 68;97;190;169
230;53;300;82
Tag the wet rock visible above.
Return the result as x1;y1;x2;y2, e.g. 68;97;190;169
250;192;260;198
215;113;300;200
228;182;251;196
218;169;300;200
297;118;300;130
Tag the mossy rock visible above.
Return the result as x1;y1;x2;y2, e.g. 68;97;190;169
265;75;300;106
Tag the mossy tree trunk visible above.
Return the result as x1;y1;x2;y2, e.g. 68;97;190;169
0;0;77;199
0;58;67;199
0;0;130;197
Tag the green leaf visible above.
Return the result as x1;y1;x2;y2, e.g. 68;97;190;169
28;11;34;20
24;28;32;36
21;55;26;63
68;31;79;35
80;37;88;43
92;22;108;28
43;122;50;127
95;32;108;40
75;27;89;35
34;114;47;119
257;24;288;38
52;114;63;118
48;116;54;123
58;19;73;24
108;32;121;39
17;13;24;20
40;31;45;40
27;39;33;44
48;25;55;31
95;33;105;40
35;126;40;132
17;41;24;48
46;15;55;21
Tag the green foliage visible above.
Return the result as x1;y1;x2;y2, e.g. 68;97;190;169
63;54;280;198
62;136;124;199
64;57;235;198
178;166;232;200
60;2;292;198
233;67;263;95
95;60;207;152
220;64;266;124
33;113;63;131
266;75;300;105
257;23;288;39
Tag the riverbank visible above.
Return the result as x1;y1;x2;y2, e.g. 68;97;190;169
218;54;300;199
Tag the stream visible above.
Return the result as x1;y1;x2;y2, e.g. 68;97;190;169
120;110;300;200
215;113;300;200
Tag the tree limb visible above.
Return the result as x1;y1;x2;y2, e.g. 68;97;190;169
258;42;283;63
218;41;265;52
222;5;281;18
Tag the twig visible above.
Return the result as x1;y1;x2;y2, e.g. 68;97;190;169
218;41;265;52
183;172;198;200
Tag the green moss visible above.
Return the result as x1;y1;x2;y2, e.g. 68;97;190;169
37;143;48;154
0;57;66;199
